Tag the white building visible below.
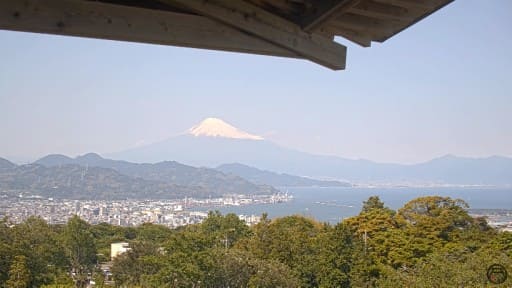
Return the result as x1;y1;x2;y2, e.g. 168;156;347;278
111;242;130;260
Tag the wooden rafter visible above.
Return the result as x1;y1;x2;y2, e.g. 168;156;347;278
0;0;454;71
162;0;347;70
301;0;361;32
373;0;443;10
0;0;301;59
349;1;414;22
335;28;372;47
333;13;399;38
374;0;454;42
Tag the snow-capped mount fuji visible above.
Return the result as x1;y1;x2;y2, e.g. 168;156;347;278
107;118;512;185
108;117;279;167
188;118;263;140
108;117;382;181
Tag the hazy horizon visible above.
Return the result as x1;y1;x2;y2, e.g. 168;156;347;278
3;126;512;167
1;0;511;164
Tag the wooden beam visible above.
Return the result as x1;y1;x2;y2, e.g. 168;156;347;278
349;1;414;22
336;29;372;47
315;24;371;47
302;0;361;32
332;13;399;38
374;0;454;42
373;0;443;10
0;0;301;59
162;0;347;70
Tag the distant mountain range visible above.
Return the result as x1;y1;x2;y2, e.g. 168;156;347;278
217;163;351;187
4;118;511;188
107;118;512;185
0;154;278;200
0;158;16;171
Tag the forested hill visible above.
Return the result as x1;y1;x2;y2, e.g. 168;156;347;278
0;196;510;287
217;163;351;187
34;153;277;196
0;163;211;199
0;155;278;199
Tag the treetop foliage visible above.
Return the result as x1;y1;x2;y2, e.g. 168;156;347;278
0;196;510;287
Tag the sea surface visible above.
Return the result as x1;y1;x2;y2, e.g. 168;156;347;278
206;187;512;224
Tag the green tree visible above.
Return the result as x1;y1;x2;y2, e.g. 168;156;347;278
485;231;512;257
209;249;253;287
111;241;164;287
240;215;322;287
397;196;472;235
148;212;254;287
6;255;30;288
148;250;211;288
0;217;13;286
395;196;476;264
200;211;251;249
314;223;355;288
11;216;68;287
248;258;300;288
90;222;127;261
377;247;512;287
344;197;405;277
135;223;173;243
62;216;97;288
361;196;386;213
41;271;75;288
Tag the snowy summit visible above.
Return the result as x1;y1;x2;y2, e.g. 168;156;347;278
188;118;263;140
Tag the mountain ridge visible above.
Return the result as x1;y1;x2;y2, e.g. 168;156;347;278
0;163;209;199
5;118;512;185
0;157;16;171
34;153;277;197
0;154;280;200
107;134;512;185
217;163;351;187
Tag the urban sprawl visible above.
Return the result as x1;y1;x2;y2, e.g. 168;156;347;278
0;193;292;228
1;193;511;232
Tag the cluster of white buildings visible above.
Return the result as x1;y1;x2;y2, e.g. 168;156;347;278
469;209;512;232
0;193;292;228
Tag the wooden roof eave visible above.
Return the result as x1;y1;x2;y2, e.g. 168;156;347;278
0;0;454;71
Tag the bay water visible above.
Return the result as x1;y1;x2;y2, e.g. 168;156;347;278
208;187;512;224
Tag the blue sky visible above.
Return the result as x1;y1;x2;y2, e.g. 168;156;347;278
1;0;511;164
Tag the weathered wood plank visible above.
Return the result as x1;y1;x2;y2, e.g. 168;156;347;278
0;0;301;59
302;0;361;32
373;0;443;10
336;29;372;47
333;13;399;38
164;0;347;70
349;1;414;22
373;0;454;42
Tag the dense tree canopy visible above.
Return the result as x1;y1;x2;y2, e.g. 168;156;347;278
0;195;510;287
62;216;97;288
6;255;30;288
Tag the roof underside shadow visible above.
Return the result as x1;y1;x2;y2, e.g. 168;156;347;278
0;0;453;70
